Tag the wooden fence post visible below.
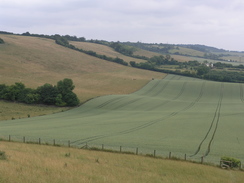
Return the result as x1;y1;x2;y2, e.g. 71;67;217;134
154;150;156;157
201;157;204;164
136;147;138;155
169;152;171;159
120;146;122;152
68;140;70;147
23;136;25;143
184;154;187;161
39;138;41;144
9;135;11;142
102;144;104;150
53;139;55;146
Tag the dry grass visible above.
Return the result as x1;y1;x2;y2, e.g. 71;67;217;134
70;41;146;63
0;34;165;101
0;141;243;183
0;34;165;120
169;47;205;57
133;47;197;62
0;100;70;121
133;48;162;58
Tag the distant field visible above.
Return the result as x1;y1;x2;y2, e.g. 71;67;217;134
133;48;162;58
70;41;146;63
0;34;165;103
1;74;243;164
169;47;205;57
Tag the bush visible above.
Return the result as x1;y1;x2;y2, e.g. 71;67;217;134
0;38;4;44
0;78;80;107
0;151;7;160
221;156;241;168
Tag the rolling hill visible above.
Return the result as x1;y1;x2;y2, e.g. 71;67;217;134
1;32;244;182
0;34;165;102
1;74;244;165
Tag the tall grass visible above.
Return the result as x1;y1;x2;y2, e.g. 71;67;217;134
0;141;244;183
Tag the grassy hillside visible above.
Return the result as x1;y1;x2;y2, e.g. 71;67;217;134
70;41;146;63
0;34;165;119
1;75;244;164
0;141;244;183
0;34;165;101
0;100;71;121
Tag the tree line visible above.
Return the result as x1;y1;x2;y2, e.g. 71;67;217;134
54;35;128;66
0;78;80;107
130;56;244;83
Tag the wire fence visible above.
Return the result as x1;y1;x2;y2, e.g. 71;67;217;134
0;134;242;168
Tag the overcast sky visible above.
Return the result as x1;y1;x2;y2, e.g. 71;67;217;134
1;0;244;51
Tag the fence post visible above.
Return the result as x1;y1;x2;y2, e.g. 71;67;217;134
68;140;70;147
184;154;187;161
201;157;204;164
102;144;104;150
136;147;138;155
9;135;11;142
23;136;25;143
120;146;122;152
53;139;55;146
38;138;41;144
169;152;171;159
154;150;156;157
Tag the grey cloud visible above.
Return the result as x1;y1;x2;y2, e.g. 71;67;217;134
1;0;244;50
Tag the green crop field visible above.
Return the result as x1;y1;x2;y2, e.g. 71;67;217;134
1;74;243;164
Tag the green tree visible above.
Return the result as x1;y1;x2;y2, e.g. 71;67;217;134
55;94;66;107
4;82;25;101
57;78;75;95
57;78;79;106
0;84;7;99
197;65;210;76
130;61;136;67
36;83;58;105
63;92;80;106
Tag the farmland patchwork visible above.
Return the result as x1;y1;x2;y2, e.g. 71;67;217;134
1;74;244;163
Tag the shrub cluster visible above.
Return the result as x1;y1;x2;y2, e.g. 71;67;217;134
0;151;7;160
221;156;241;168
0;78;79;107
0;38;4;44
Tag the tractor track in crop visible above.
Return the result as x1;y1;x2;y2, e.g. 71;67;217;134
139;80;161;96
146;81;187;111
240;84;244;103
96;96;126;109
71;81;207;146
190;83;224;157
